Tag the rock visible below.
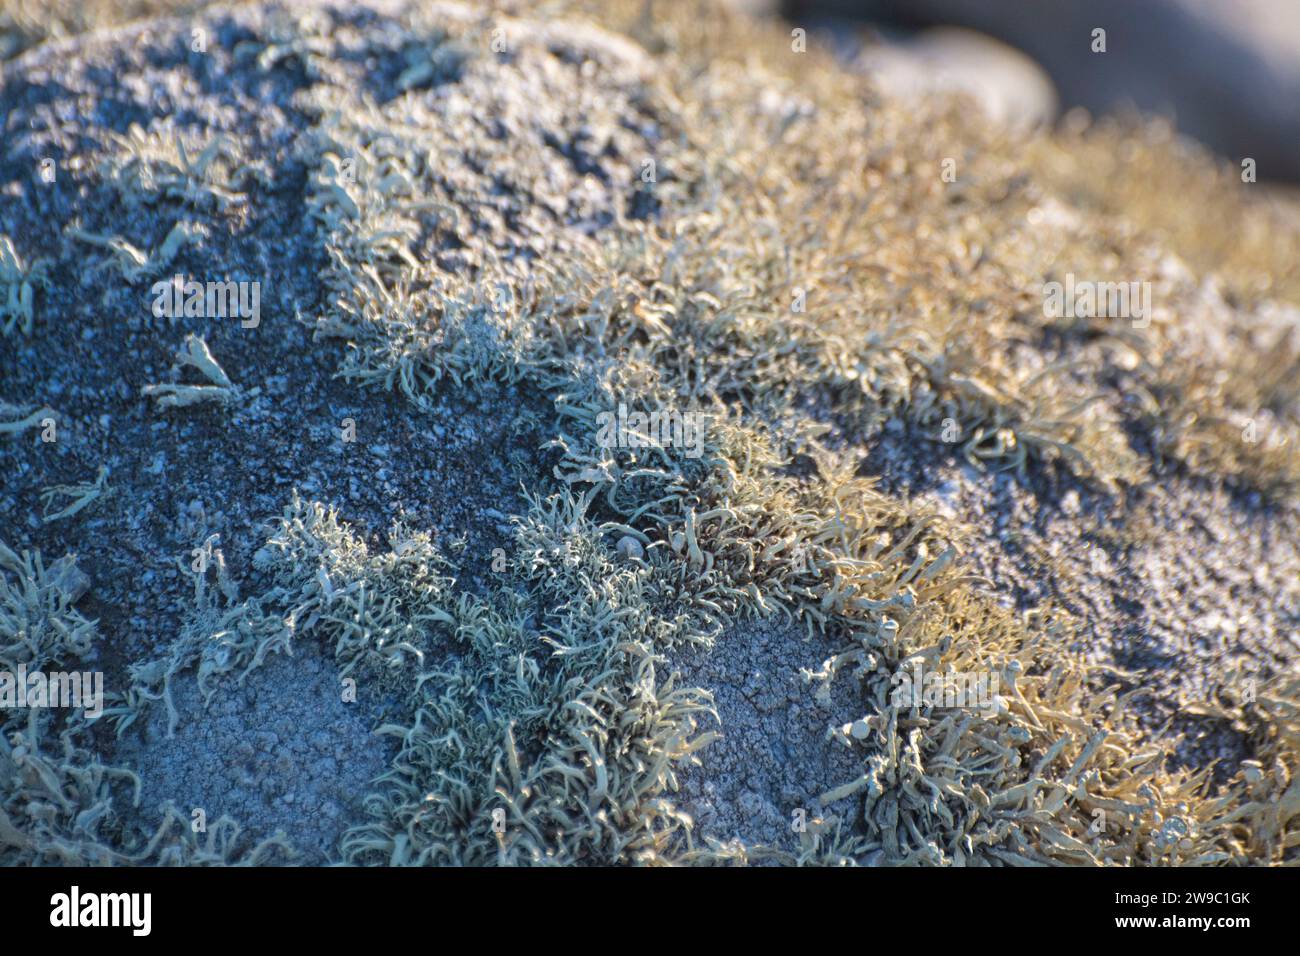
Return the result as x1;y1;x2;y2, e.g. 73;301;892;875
616;535;644;560
46;554;91;602
856;27;1058;129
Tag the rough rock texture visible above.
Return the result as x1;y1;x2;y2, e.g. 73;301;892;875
672;619;867;856
110;650;396;864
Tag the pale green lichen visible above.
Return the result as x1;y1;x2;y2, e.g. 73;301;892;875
0;400;56;436
40;466;111;523
142;334;255;409
100;123;252;212
0;234;47;337
68;220;206;285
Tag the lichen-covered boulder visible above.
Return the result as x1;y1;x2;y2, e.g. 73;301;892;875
1;0;1297;866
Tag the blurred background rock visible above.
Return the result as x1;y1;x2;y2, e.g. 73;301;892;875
757;0;1300;181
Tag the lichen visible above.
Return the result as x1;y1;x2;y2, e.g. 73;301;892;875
2;0;1296;867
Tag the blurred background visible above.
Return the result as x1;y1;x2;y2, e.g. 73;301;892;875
736;0;1300;182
